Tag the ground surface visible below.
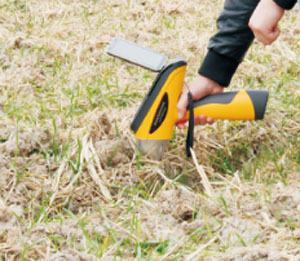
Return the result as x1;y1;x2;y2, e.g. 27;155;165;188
0;0;300;260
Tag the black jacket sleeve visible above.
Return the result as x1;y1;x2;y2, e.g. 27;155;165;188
198;0;260;86
199;0;297;87
274;0;296;10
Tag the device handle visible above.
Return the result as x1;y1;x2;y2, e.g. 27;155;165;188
182;90;268;121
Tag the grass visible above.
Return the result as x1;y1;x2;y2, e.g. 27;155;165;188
0;0;299;260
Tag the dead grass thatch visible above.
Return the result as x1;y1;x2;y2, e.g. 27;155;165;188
0;0;299;260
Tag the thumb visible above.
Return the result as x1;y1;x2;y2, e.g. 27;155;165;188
177;108;186;120
271;26;280;41
263;26;280;45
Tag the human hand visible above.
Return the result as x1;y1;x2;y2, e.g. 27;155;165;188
176;75;224;129
249;0;285;45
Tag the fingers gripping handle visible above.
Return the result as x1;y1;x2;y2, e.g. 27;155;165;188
192;90;269;120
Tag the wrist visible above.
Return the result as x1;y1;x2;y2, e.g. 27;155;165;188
188;75;223;100
196;75;223;93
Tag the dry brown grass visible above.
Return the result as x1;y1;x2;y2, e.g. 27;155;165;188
0;0;299;260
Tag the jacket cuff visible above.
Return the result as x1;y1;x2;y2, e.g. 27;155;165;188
273;0;296;10
198;50;239;87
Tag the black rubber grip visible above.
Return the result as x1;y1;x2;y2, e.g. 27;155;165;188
193;91;238;107
246;90;269;120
